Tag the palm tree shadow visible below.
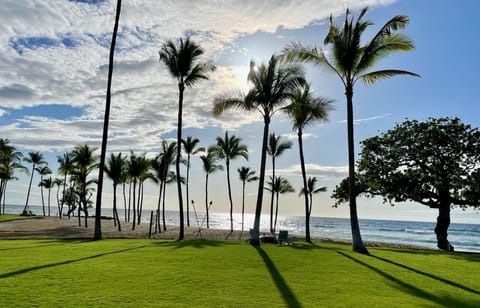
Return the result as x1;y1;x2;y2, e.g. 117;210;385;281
369;254;480;296
337;251;480;307
154;239;231;249
0;245;146;279
254;246;302;308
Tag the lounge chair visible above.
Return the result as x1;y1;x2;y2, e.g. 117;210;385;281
277;230;292;246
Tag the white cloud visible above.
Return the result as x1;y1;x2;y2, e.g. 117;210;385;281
339;113;392;125
274;163;348;179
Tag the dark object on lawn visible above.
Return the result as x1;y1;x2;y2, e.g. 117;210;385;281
278;230;292;245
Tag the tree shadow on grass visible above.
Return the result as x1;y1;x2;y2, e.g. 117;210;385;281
153;239;236;249
337;251;480;307
0;245;147;279
254;246;302;308
369;254;480;296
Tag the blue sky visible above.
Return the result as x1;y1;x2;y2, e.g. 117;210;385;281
0;0;479;224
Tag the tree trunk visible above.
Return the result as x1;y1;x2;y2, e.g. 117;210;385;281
241;181;246;232
113;184;121;231
40;176;46;216
156;181;163;233
274;191;279;233
251;117;270;246
162;180;167;231
94;0;122;241
205;173;210;229
47;187;51;216
298;130;311;242
176;83;185;240
269;155;275;234
23;163;35;213
435;204;454;251
123;183;127;222
186;156;191;227
226;159;234;232
131;180;136;231
346;86;368;254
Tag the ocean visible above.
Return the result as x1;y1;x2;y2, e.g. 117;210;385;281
3;204;479;253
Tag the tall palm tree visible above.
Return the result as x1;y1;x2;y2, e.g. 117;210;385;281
237;166;258;232
0;140;26;215
213;55;305;245
71;144;99;228
266;133;292;233
283;7;419;253
211;131;248;232
182;136;205;227
300;177;327;230
40;177;54;216
159;37;216;240
23;152;47;213
95;0;122;240
57;152;74;219
104;153;126;231
200;150;223;229
265;176;295;233
152;141;177;231
126;151;149;231
283;83;332;242
36;165;52;216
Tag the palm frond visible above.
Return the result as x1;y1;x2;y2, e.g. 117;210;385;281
212;93;248;117
360;69;420;85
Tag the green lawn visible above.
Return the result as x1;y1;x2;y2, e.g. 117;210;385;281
0;214;38;222
0;239;478;307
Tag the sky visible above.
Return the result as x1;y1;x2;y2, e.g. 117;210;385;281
1;0;479;224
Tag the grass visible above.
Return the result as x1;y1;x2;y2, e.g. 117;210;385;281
0;239;478;307
0;214;39;222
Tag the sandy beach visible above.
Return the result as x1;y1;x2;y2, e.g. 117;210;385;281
0;216;437;251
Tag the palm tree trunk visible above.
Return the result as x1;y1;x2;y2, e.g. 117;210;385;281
60;173;67;219
132;180;136;231
298;131;311;242
123;183;127;222
269;156;275;234
162;179;167;231
156;181;163;232
226;160;234;232
176;84;185;240
137;181;143;225
252;118;270;246
40;176;46;216
241;181;246;232
205;174;209;229
127;182;132;222
23;163;35;213
94;0;122;241
274;190;279;233
113;184;121;231
186;156;191;227
346;87;368;254
47;187;51;217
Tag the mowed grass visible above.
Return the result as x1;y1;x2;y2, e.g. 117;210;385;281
0;214;39;222
0;239;479;307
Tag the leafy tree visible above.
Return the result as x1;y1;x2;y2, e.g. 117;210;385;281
200;149;223;229
211;131;248;232
283;84;332;242
299;177;327;240
159;37;216;240
104;153;126;231
71;144;99;228
283;7;419;253
332;117;480;251
237;167;258;232
182;136;205;227
95;0;122;240
213;55;305;245
266;133;292;234
23;152;47;213
57;152;74;219
36;166;52;216
0;139;26;215
265;176;295;233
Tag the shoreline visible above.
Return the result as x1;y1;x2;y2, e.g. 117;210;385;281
0;216;440;251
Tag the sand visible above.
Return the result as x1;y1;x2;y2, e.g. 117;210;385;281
0;216;435;250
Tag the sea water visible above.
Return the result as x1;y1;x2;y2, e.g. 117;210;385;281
3;204;479;253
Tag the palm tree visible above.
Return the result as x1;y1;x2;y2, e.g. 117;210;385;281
57;152;74;219
300;177;327;234
265;176;295;233
104;153;126;231
266;133;292;233
152;141;177;231
283;83;332;242
95;0;122;240
53;178;63;216
71;144;99;228
237;167;258;232
23;152;47;213
36;165;52;216
213;55;305;245
182;136;205;227
40;177;54;216
200;150;223;229
126;151;148;231
159;37;216;240
283;7;419;253
0;139;26;215
210;131;248;232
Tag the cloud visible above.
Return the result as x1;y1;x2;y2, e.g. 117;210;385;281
274;163;348;179
339;113;392;125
